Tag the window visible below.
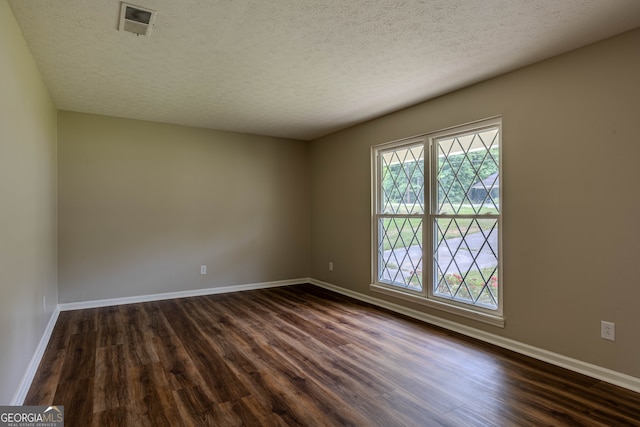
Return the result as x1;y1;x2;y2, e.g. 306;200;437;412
372;118;502;325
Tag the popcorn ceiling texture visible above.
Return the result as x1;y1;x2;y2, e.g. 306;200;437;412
7;0;640;140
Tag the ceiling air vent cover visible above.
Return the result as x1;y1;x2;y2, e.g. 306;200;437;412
119;3;156;36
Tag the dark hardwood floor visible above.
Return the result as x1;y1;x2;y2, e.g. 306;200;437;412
26;284;640;426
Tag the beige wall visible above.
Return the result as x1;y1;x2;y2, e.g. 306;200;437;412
310;28;640;378
58;112;309;303
0;1;58;404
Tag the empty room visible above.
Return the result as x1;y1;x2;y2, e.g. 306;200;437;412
2;0;640;425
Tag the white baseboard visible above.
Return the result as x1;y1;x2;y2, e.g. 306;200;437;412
58;278;306;311
11;307;60;405
309;278;640;394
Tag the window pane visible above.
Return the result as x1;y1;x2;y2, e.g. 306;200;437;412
378;217;422;291
434;218;498;309
380;144;425;214
436;128;499;215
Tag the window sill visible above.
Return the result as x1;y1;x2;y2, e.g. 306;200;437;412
370;283;505;328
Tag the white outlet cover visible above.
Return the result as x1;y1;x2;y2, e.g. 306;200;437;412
601;321;615;341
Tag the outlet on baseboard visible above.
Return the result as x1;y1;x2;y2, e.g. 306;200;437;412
601;321;615;341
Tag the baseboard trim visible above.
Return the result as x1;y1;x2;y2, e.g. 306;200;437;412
11;307;60;405
309;278;640;394
58;278;306;311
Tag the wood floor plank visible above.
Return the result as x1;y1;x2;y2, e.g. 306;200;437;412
150;334;214;395
52;378;94;425
144;301;177;337
173;385;217;425
96;306;125;347
25;283;640;426
93;344;128;413
23;348;64;405
91;408;129;427
58;331;96;383
169;298;251;403
67;308;98;335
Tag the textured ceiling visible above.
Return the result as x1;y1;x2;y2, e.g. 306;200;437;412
7;0;640;140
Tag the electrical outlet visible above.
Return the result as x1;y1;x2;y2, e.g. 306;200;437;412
328;262;334;272
43;296;46;311
200;265;207;275
601;321;615;341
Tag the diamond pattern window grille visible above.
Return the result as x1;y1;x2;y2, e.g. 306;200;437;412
378;217;423;290
437;128;499;215
377;143;424;291
434;218;498;308
373;118;502;316
380;145;425;215
433;126;500;310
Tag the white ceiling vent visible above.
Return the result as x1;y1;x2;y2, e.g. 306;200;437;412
119;3;156;36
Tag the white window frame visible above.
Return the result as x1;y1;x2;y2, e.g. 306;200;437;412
371;117;504;327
